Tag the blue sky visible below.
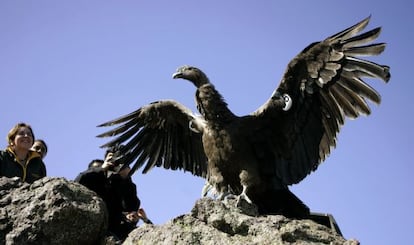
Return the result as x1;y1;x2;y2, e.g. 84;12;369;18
1;1;412;244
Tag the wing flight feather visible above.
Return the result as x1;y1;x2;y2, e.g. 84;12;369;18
252;16;390;185
97;100;208;177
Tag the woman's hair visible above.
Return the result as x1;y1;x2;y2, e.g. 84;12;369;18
7;122;35;147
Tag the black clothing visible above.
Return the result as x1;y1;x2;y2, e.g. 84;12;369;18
74;167;108;202
75;167;140;241
0;147;46;183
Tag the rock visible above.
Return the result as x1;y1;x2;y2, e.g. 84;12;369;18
0;177;107;245
124;197;359;245
0;177;360;244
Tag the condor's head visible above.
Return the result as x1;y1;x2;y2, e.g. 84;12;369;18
172;65;210;88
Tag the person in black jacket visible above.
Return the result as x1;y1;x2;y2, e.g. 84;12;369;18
0;122;46;183
75;146;143;241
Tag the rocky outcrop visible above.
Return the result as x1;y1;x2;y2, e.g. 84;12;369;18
0;177;107;244
125;198;359;245
0;177;359;244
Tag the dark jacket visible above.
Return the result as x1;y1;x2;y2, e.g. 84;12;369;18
0;147;46;183
75;167;140;240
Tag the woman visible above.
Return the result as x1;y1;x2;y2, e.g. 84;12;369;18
0;122;46;183
31;139;48;159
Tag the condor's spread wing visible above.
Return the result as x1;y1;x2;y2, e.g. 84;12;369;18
97;100;208;177
252;16;390;186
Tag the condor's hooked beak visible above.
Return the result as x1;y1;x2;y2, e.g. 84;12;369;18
172;65;191;79
172;71;183;79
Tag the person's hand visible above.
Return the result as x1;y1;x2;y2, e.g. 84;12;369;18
137;208;152;224
102;152;117;170
137;208;148;220
125;211;139;223
101;160;114;170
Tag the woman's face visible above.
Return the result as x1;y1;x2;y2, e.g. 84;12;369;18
13;127;34;151
31;141;47;158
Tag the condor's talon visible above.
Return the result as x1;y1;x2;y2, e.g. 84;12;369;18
218;191;236;201
237;185;253;204
236;193;253;206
